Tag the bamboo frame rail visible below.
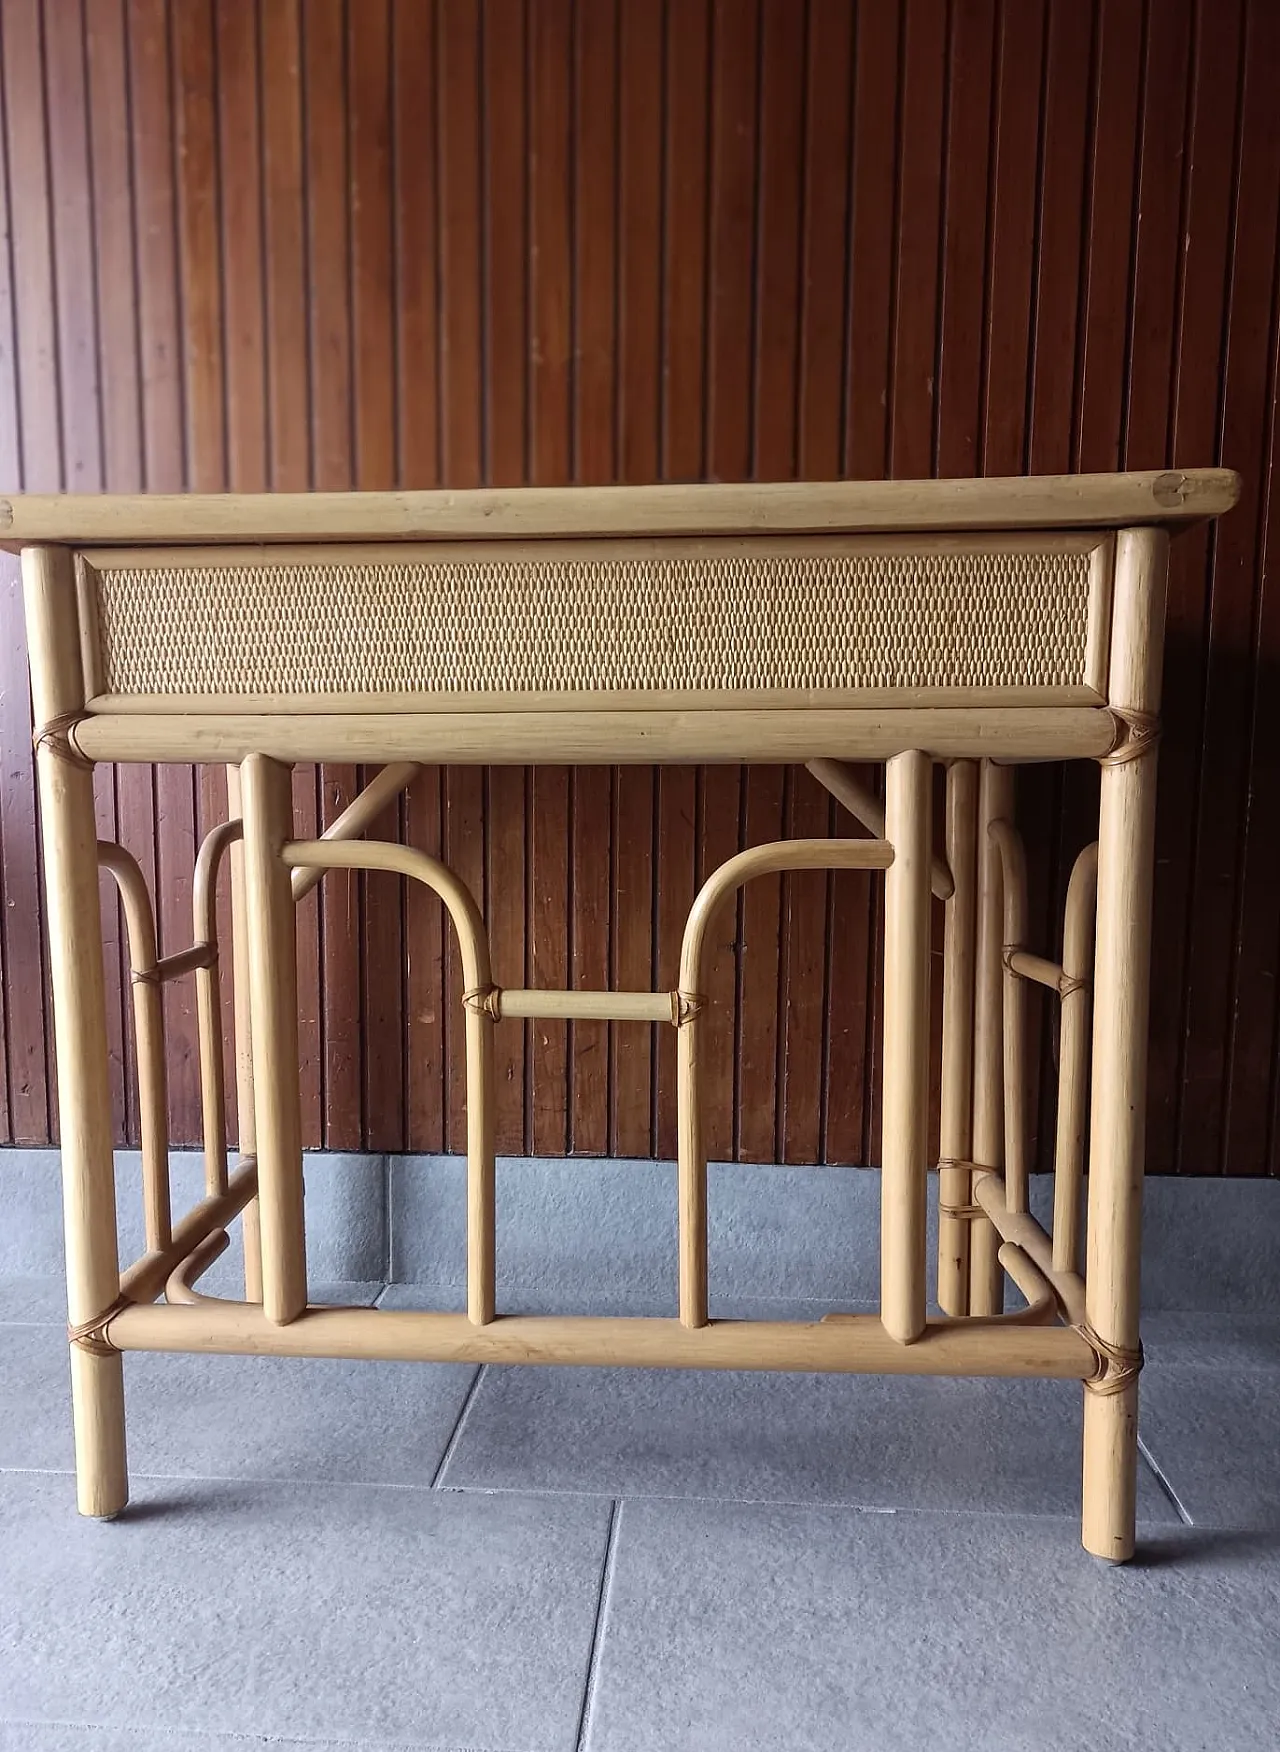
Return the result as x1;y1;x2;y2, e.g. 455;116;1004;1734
18;470;1239;1559
70;705;1119;766
103;1300;1096;1378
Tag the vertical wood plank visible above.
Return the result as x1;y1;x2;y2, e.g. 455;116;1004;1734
395;0;443;1158
1147;0;1242;1174
1181;0;1280;1172
662;0;710;481
526;0;573;1155
481;1;529;1154
612;765;656;1157
304;0;359;1149
616;0;662;482
349;0;403;1151
0;0;57;1143
261;0;321;1146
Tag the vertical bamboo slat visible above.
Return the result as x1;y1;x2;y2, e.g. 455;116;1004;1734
990;821;1030;1216
881;751;932;1345
1053;843;1098;1273
970;760;1014;1314
225;762;261;1301
938;760;978;1315
239;755;306;1325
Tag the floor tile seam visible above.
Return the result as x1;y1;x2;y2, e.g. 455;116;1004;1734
572;1501;620;1752
1137;1435;1195;1526
435;1482;1116;1522
431;1366;490;1488
0;1720;549;1752
0;1462;605;1504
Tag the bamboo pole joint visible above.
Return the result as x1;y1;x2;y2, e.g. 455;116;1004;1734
32;708;92;770
1102;706;1161;766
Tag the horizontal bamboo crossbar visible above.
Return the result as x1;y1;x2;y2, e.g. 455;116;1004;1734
143;942;216;985
0;469;1240;549
72;707;1119;765
497;988;676;1023
103;1301;1096;1378
1006;948;1070;992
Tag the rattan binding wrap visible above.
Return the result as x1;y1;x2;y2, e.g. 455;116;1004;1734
90;540;1097;699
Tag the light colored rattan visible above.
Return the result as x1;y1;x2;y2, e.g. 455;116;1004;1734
89;540;1096;698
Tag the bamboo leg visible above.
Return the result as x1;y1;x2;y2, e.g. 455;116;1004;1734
23;544;128;1517
225;763;261;1300
882;750;931;1344
970;760;1013;1314
677;1007;707;1327
239;755;306;1324
938;761;977;1315
466;1001;496;1325
1054;843;1098;1274
1082;527;1168;1563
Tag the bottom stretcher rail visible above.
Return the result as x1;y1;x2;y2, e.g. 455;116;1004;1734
105;1302;1095;1379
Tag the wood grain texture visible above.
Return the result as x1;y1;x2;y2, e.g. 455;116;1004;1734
0;0;1272;1175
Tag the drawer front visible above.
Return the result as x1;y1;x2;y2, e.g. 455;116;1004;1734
78;532;1112;711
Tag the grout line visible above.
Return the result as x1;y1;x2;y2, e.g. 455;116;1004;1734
430;1363;489;1489
1137;1434;1195;1527
0;1714;548;1752
573;1498;621;1752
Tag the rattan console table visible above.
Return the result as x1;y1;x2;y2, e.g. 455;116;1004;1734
9;469;1237;1561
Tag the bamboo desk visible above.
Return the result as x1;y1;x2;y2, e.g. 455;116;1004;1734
9;469;1239;1561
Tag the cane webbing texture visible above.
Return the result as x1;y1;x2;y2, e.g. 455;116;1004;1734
90;541;1096;699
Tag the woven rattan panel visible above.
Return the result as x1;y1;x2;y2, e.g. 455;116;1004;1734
90;540;1096;698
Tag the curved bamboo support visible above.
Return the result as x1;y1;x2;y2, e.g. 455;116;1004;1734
806;758;954;899
675;840;896;1317
97;841;171;1253
989;820;1029;1215
1054;843;1098;1274
193;818;243;1198
285;837;495;1325
676;836;896;1329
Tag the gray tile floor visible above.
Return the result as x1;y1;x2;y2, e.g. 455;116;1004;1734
2;1281;1278;1750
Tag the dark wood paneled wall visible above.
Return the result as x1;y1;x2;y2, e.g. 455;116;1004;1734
0;0;1276;1173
